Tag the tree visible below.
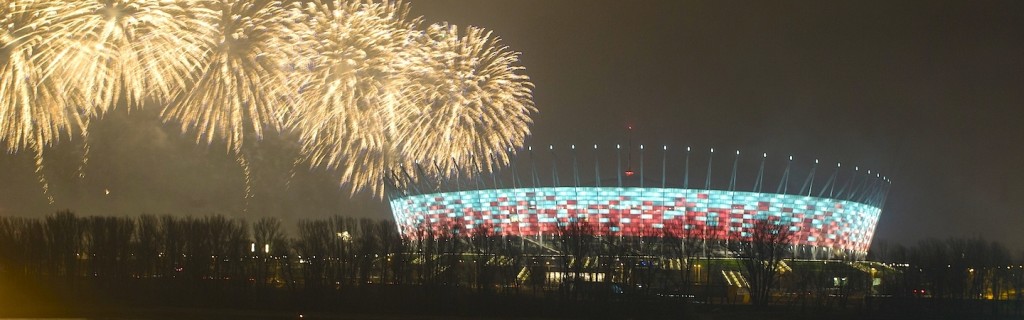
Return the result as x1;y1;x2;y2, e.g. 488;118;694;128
740;218;793;306
555;218;596;300
663;216;701;298
375;219;401;285
134;215;161;278
470;223;497;292
252;217;285;287
295;219;331;289
702;221;724;304
43;211;83;279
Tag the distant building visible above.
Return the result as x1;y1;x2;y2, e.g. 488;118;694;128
387;145;889;260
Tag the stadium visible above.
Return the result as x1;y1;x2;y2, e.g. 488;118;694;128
388;144;890;261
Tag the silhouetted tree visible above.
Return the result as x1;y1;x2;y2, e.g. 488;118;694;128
84;216;134;280
133;215;161;278
295;219;331;289
253;217;284;287
375;219;401;285
663;216;701;296
556;218;596;300
43;211;83;279
740;218;793;306
470;223;497;292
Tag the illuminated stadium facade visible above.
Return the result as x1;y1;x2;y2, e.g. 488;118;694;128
388;145;890;260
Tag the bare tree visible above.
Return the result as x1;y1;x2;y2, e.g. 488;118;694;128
159;216;187;280
556;218;596;300
253;217;284;287
740;218;793;306
663;216;701;298
702;222;724;304
134;215;161;278
375;220;401;285
84;216;135;280
43;211;83;279
295;219;331;289
355;218;380;286
470;223;497;292
415;221;439;286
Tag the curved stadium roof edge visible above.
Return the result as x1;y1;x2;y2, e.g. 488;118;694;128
386;145;891;256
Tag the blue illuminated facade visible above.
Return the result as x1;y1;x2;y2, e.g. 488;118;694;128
387;145;890;258
391;187;881;255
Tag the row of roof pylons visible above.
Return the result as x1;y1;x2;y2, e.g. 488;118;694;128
385;144;891;209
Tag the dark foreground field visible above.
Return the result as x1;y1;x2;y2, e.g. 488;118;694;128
2;277;1021;320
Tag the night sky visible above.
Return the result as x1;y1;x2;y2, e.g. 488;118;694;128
1;1;1022;252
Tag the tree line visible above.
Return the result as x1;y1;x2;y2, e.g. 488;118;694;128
1;211;1022;318
869;237;1024;302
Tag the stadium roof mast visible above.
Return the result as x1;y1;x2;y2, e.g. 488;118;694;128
683;146;691;189
624;124;635;178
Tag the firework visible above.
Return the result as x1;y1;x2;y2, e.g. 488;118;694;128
159;0;299;201
1;0;73;153
161;0;296;154
397;24;535;175
1;0;81;203
288;0;419;195
48;0;210;112
2;0;537;201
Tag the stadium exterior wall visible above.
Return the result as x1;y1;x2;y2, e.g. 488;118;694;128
389;186;881;255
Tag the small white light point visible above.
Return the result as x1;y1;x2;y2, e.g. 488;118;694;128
789;156;793;161
736;150;740;155
549;145;553;150
104;189;110;195
571;144;575;150
640;144;644;150
594;144;598;149
815;159;819;164
663;145;667;150
617;144;621;149
687;146;691;152
763;152;767;158
710;148;714;153
528;146;532;151
838;162;841;168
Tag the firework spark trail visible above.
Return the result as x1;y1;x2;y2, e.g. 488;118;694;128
40;0;209;181
236;152;252;207
162;0;295;154
48;0;210;112
31;138;55;204
0;0;74;152
397;24;535;177
3;0;537;201
74;114;90;179
1;0;79;202
162;0;299;200
288;0;420;196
